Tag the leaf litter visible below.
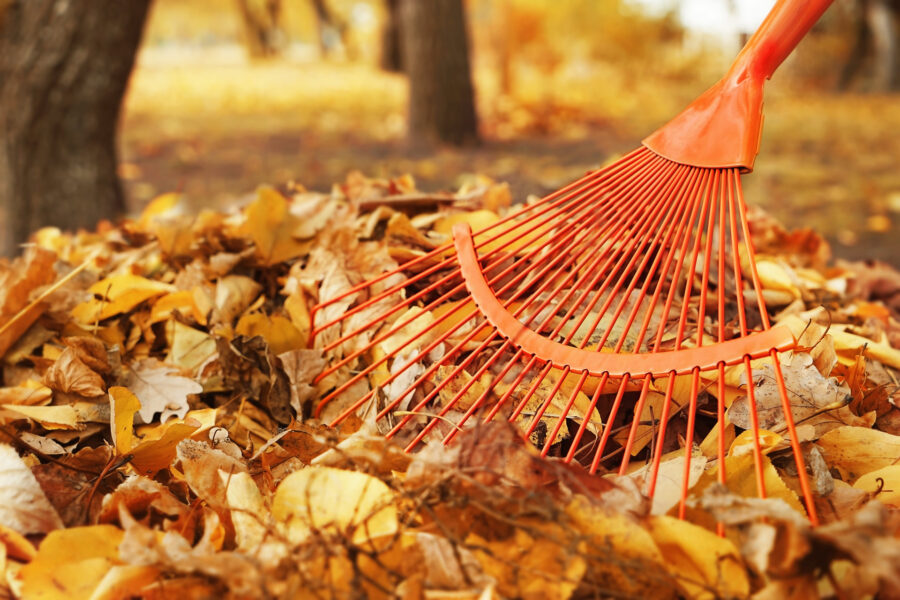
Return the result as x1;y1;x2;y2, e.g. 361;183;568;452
0;173;898;598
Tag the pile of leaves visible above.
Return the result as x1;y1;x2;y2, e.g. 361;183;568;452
1;172;900;599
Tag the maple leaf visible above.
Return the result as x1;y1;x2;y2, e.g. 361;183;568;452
120;359;203;423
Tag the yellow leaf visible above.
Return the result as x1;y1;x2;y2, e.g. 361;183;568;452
729;429;783;457
240;186;308;265
853;465;900;507
235;313;304;354
129;418;201;476
0;382;52;406
467;521;586;600
818;426;900;482
72;275;175;324
272;466;397;548
2;404;80;430
685;453;806;527
109;387;140;456
565;496;673;597
755;259;800;298
0;524;37;561
224;471;268;552
283;290;311;342
645;515;750;600
20;525;123;600
90;565;160;600
138;192;182;226
165;321;217;372
149;291;206;326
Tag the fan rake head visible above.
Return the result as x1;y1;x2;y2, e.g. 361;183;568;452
309;146;817;524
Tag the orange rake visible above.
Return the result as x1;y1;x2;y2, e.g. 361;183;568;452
310;0;833;525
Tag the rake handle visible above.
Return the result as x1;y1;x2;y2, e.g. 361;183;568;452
730;0;834;82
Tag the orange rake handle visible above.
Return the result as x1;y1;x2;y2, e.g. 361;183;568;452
643;0;834;171
732;0;834;82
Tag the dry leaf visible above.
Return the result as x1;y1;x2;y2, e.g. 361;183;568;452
165;321;217;373
240;186;308;265
176;440;247;514
42;346;106;397
0;444;64;535
729;351;850;438
817;426;900;482
128;409;217;477
120;359;203;423
71;274;175;324
19;525;123;600
467;521;586;600
645;515;750;599
234;313;305;354
273;466;398;548
2;404;81;430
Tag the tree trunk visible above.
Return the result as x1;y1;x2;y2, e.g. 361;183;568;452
311;0;350;59
236;0;283;59
837;2;871;91
380;0;403;72
867;0;898;90
0;0;150;257
399;0;479;146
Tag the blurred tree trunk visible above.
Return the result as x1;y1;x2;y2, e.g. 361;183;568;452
380;0;403;72
236;0;283;58
838;0;899;91
399;0;479;146
867;0;898;90
0;0;150;256
311;0;351;59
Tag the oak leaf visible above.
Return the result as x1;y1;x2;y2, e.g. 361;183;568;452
120;359;203;423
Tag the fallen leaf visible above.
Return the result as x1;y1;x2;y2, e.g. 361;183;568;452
1;404;81;430
71;274;175;324
818;426;900;482
853;465;900;507
42;346;106;397
645;515;750;599
234;313;305;355
165;320;217;373
109;386;141;456
272;465;398;548
120;359;203;423
467;521;586;600
19;525;123;600
176;440;247;514
239;186;308;265
0;444;63;535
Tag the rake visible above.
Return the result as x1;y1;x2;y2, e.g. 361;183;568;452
310;0;833;525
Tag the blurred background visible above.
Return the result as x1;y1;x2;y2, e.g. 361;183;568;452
3;0;900;263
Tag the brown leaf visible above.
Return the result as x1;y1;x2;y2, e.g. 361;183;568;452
42;346;106;397
176;440;246;515
120;358;202;424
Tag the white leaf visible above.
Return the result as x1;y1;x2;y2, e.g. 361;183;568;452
0;444;63;535
122;359;203;423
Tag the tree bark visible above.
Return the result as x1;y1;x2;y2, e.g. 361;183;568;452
236;0;283;59
380;0;403;72
0;0;150;257
399;0;479;146
867;0;898;90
